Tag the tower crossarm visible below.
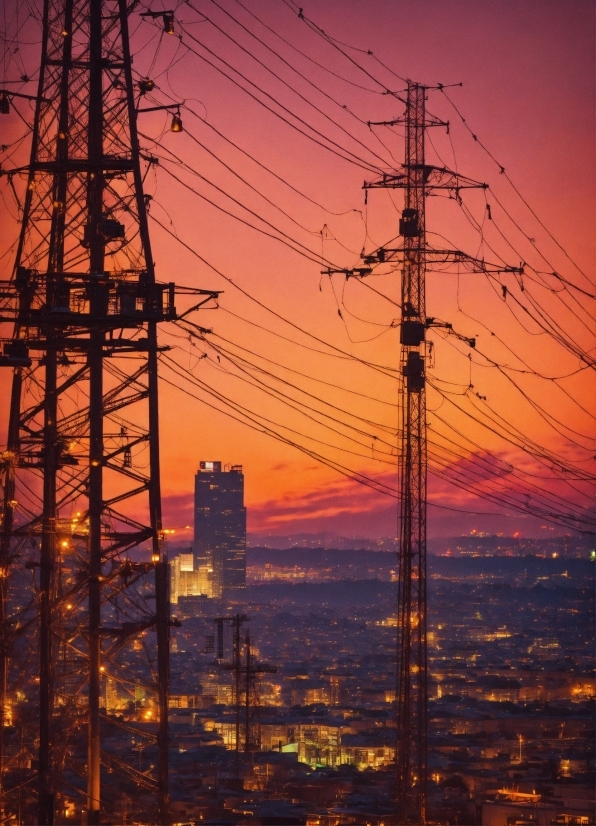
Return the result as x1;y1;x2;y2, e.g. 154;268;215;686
320;266;373;279
361;245;523;274
0;278;220;363
364;165;487;192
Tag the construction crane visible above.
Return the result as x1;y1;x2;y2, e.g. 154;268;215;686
0;1;217;822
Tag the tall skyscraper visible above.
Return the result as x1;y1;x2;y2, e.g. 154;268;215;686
194;462;247;597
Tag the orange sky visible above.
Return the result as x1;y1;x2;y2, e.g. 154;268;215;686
1;0;594;540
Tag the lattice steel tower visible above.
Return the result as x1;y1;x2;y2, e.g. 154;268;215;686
391;82;429;826
214;616;276;778
354;82;522;824
0;1;216;822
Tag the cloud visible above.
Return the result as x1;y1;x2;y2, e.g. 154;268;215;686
161;446;592;542
162;492;194;539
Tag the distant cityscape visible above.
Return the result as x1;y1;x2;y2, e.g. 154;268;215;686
162;551;595;825
246;532;593;558
155;463;596;825
169;466;594;608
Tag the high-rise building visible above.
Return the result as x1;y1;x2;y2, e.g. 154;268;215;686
170;550;210;604
194;462;247;597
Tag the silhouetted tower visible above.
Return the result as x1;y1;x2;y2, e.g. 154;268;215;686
0;1;216;822
241;628;276;759
393;82;429;825
214;615;275;777
336;83;429;821
216;613;248;778
336;81;523;824
388;84;428;823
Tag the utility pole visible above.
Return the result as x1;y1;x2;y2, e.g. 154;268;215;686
326;81;522;825
242;627;275;759
233;613;246;778
215;615;276;777
0;1;218;822
215;613;248;778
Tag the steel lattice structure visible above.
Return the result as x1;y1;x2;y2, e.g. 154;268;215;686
355;82;522;824
394;82;429;825
359;84;431;821
0;0;216;822
214;615;276;778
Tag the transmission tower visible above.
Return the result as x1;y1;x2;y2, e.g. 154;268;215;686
240;627;276;762
326;81;522;824
215;613;248;779
214;615;276;778
378;81;432;826
0;1;217;823
393;83;429;825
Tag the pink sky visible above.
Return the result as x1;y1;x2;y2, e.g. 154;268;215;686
0;0;594;540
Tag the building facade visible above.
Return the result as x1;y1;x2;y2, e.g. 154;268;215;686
170;551;211;604
194;461;246;597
